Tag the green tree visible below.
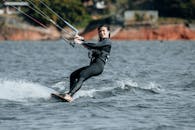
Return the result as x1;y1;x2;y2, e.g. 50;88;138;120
113;0;194;19
23;0;91;27
153;0;195;19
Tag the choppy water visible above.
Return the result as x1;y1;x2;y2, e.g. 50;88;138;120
0;40;195;130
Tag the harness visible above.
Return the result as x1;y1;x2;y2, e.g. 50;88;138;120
88;49;110;64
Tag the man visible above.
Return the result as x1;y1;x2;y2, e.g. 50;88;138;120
64;25;112;102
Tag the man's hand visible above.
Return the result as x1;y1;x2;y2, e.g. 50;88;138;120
74;35;84;44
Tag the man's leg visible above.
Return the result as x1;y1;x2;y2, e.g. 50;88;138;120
68;77;85;97
68;63;104;97
69;67;87;92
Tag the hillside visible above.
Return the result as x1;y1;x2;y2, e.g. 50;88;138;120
0;15;60;41
0;0;195;41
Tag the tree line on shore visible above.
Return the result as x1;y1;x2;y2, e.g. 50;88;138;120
16;0;194;27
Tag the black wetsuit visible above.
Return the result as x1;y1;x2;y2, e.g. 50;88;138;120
67;38;112;96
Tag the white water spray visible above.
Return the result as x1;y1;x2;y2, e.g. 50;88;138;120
0;79;55;102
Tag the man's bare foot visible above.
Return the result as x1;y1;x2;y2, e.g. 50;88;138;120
64;94;73;102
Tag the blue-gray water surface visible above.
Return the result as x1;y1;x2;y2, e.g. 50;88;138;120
0;40;195;130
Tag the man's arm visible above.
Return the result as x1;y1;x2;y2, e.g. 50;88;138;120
73;35;111;50
82;41;110;49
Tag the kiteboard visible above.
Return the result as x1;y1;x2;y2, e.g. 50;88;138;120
51;93;69;102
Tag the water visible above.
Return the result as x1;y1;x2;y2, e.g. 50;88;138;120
0;40;195;130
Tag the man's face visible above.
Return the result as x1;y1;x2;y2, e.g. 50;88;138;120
98;27;110;39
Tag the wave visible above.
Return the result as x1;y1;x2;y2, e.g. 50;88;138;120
185;80;195;88
116;78;163;94
49;80;67;92
69;78;163;100
0;79;55;102
0;78;163;102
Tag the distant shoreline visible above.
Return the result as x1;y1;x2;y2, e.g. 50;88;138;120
1;24;195;41
82;24;195;41
0;15;195;41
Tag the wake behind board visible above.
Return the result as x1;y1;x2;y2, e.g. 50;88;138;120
51;93;69;102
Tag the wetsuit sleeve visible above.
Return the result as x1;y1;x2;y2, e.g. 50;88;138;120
82;41;111;49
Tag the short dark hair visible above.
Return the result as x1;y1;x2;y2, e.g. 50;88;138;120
98;25;110;31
